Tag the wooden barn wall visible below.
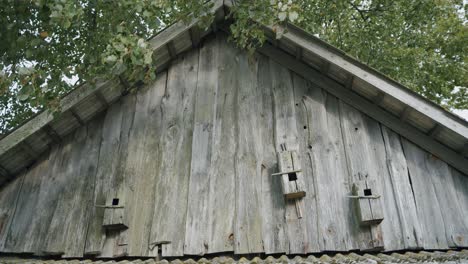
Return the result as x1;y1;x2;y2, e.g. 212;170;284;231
0;33;467;258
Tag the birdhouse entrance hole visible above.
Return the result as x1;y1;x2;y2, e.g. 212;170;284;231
364;189;372;196
112;198;119;206
288;172;297;181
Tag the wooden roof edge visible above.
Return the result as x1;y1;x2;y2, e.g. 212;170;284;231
0;0;226;161
223;0;468;140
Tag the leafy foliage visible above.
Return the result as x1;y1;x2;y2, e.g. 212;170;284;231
0;0;466;134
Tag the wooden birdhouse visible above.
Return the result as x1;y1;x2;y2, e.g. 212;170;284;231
351;180;384;226
274;149;306;200
102;196;127;230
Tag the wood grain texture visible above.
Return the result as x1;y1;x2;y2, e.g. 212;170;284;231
291;73;320;253
97;94;137;258
84;100;125;255
62;116;104;258
234;49;264;254
270;59;308;254
1;34;468;258
257;55;287;254
23;144;67;255
120;71;167;257
184;35;219;256
302;85;354;251
149;49;199;257
43;127;88;255
411;150;468;248
0;173;25;251
380;126;422;249
338;101;379;250
206;34;236;254
401;139;449;249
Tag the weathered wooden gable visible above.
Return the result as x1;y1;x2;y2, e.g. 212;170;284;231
0;32;467;259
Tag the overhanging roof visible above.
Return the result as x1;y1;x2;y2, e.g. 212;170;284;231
0;0;467;183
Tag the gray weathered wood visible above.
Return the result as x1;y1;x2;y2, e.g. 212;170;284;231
184;36;219;256
450;167;468;247
62;116;104;258
276;150;306;199
401;139;449;249
270;59;308;254
119;71;167;257
84;100;125;255
206;34;236;254
0;79;123;160
411;150;468;248
258;43;468;176
22;144;66;254
233;48;264;254
291;73;321;253
0;174;25;251
149;49;199;257
338;101;379;250
301;86;354;251
41;128;87;255
257;55;287;254
380;126;422;249
271;23;468;142
93;94;137;258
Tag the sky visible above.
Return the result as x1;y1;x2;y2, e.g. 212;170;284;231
453;109;468;121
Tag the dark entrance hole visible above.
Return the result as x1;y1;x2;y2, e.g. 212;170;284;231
288;172;297;181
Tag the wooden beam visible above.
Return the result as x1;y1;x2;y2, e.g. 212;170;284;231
189;27;201;48
345;74;354;90
19;141;38;159
460;143;468;157
428;124;442;138
295;46;302;60
373;92;385;106
69;107;85;126
320;61;331;75
0;79;120;158
94;90;109;108
166;41;177;59
43;124;62;144
400;106;412;122
0;163;10;178
258;43;468;176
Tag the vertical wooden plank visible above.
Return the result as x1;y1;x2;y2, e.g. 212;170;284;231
380;126;422;249
84;101;124;255
257;55;287;254
401;139;449;249
292;73;320;253
302;87;354;251
184;35;219;256
43;126;89;255
412;149;468;248
62;116;104;257
120;71;167;257
4;145;59;254
270;59;308;254
450;168;468;230
206;34;237;254
2;166;42;253
97;94;137;258
149;48;199;257
0;174;25;251
234;49;264;254
22;144;67;255
339;101;393;250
